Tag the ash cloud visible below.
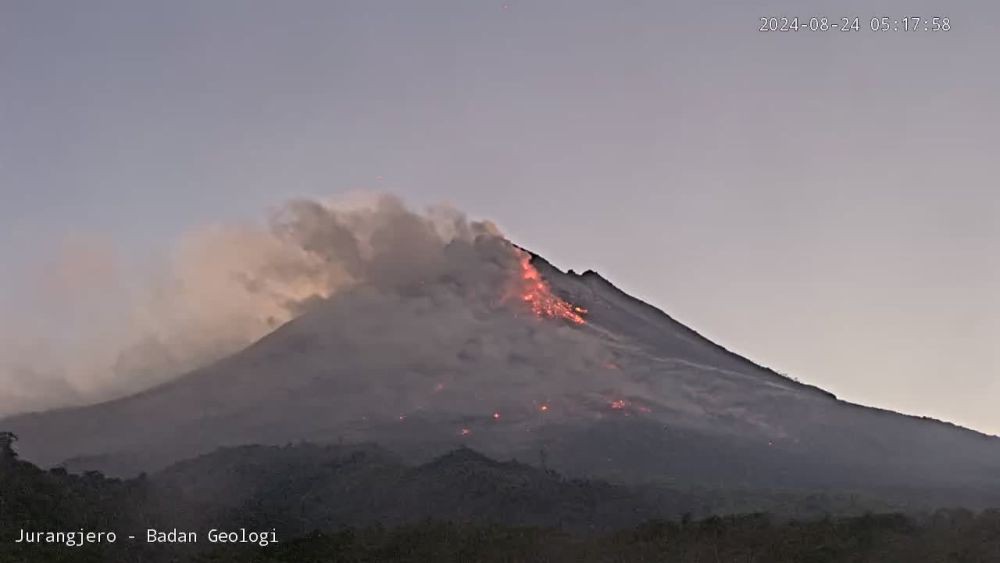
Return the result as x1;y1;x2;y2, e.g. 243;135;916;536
0;194;610;417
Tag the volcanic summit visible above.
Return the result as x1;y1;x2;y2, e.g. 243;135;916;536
4;196;1000;503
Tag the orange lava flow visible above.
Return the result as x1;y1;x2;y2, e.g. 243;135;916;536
517;254;587;324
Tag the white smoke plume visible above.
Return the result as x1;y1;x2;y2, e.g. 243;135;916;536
0;194;544;416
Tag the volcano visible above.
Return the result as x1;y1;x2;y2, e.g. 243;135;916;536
4;231;1000;502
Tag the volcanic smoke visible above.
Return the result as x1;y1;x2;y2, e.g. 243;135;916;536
0;194;599;417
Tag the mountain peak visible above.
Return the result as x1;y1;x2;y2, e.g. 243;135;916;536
3;248;1000;499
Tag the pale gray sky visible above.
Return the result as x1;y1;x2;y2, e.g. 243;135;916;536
2;1;998;432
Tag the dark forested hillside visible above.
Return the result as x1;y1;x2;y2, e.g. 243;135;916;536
129;442;915;532
190;513;1000;563
0;432;151;562
4;434;1000;562
145;443;689;534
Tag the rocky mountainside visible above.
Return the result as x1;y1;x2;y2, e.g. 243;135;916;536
4;249;1000;502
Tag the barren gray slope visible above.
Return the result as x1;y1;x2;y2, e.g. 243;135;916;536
3;253;999;497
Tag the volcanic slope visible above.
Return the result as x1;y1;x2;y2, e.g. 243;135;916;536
4;250;1000;500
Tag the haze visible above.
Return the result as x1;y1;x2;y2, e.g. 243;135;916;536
1;1;997;433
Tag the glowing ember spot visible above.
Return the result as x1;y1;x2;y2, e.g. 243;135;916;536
610;399;628;410
460;428;471;436
538;403;550;412
515;253;587;324
398;415;407;422
492;412;502;420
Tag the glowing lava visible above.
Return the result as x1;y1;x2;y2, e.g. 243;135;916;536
515;253;587;324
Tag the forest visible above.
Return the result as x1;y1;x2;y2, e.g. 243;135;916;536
3;432;999;562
